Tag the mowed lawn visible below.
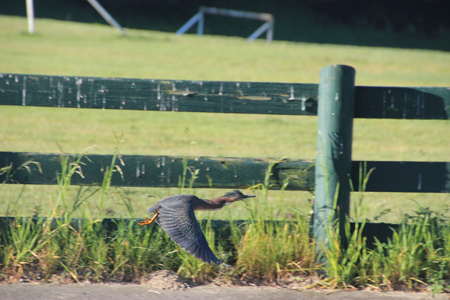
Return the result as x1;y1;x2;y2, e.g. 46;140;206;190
0;15;449;222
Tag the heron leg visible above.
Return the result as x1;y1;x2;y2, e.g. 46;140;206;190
138;210;159;226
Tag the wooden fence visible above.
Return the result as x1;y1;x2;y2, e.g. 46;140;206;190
1;65;449;253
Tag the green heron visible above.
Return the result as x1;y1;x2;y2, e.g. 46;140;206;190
139;190;256;267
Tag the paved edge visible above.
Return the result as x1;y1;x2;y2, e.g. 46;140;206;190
0;283;447;300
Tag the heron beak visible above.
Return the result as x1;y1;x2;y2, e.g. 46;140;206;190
240;194;257;200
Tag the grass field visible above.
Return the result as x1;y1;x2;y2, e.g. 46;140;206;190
0;15;449;223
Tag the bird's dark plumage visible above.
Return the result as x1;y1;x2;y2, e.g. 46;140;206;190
140;190;256;267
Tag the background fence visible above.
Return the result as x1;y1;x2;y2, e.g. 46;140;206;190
1;64;449;252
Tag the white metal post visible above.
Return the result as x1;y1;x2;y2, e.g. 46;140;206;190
26;0;35;34
248;21;271;42
197;11;204;36
176;12;203;35
86;0;126;36
177;7;274;42
266;20;274;42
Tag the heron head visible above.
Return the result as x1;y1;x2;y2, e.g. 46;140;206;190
222;190;256;203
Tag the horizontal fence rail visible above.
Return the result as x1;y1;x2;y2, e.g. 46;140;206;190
1;73;449;119
200;7;273;22
0;74;318;116
355;86;450;119
1;152;449;193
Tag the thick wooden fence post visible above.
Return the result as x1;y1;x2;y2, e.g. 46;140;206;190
313;65;356;263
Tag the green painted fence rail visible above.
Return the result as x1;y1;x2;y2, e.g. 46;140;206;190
0;74;318;116
1;152;449;193
355;86;450;119
1;73;449;119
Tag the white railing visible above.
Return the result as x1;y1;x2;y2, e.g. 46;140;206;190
176;6;274;42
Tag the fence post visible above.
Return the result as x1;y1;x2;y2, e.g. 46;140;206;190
313;65;355;264
26;0;35;34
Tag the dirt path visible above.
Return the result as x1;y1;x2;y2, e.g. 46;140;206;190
1;271;447;300
1;282;447;300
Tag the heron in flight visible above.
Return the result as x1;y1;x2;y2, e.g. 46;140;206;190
139;190;256;267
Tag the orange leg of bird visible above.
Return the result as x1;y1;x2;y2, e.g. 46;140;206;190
138;211;159;226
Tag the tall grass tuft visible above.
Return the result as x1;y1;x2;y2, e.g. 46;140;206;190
232;165;316;282
0;139;180;283
320;196;450;291
369;206;450;291
319;162;372;288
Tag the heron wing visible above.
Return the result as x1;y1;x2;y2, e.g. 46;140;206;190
157;201;222;266
147;194;194;213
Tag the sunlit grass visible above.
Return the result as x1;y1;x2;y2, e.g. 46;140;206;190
1;15;450;85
